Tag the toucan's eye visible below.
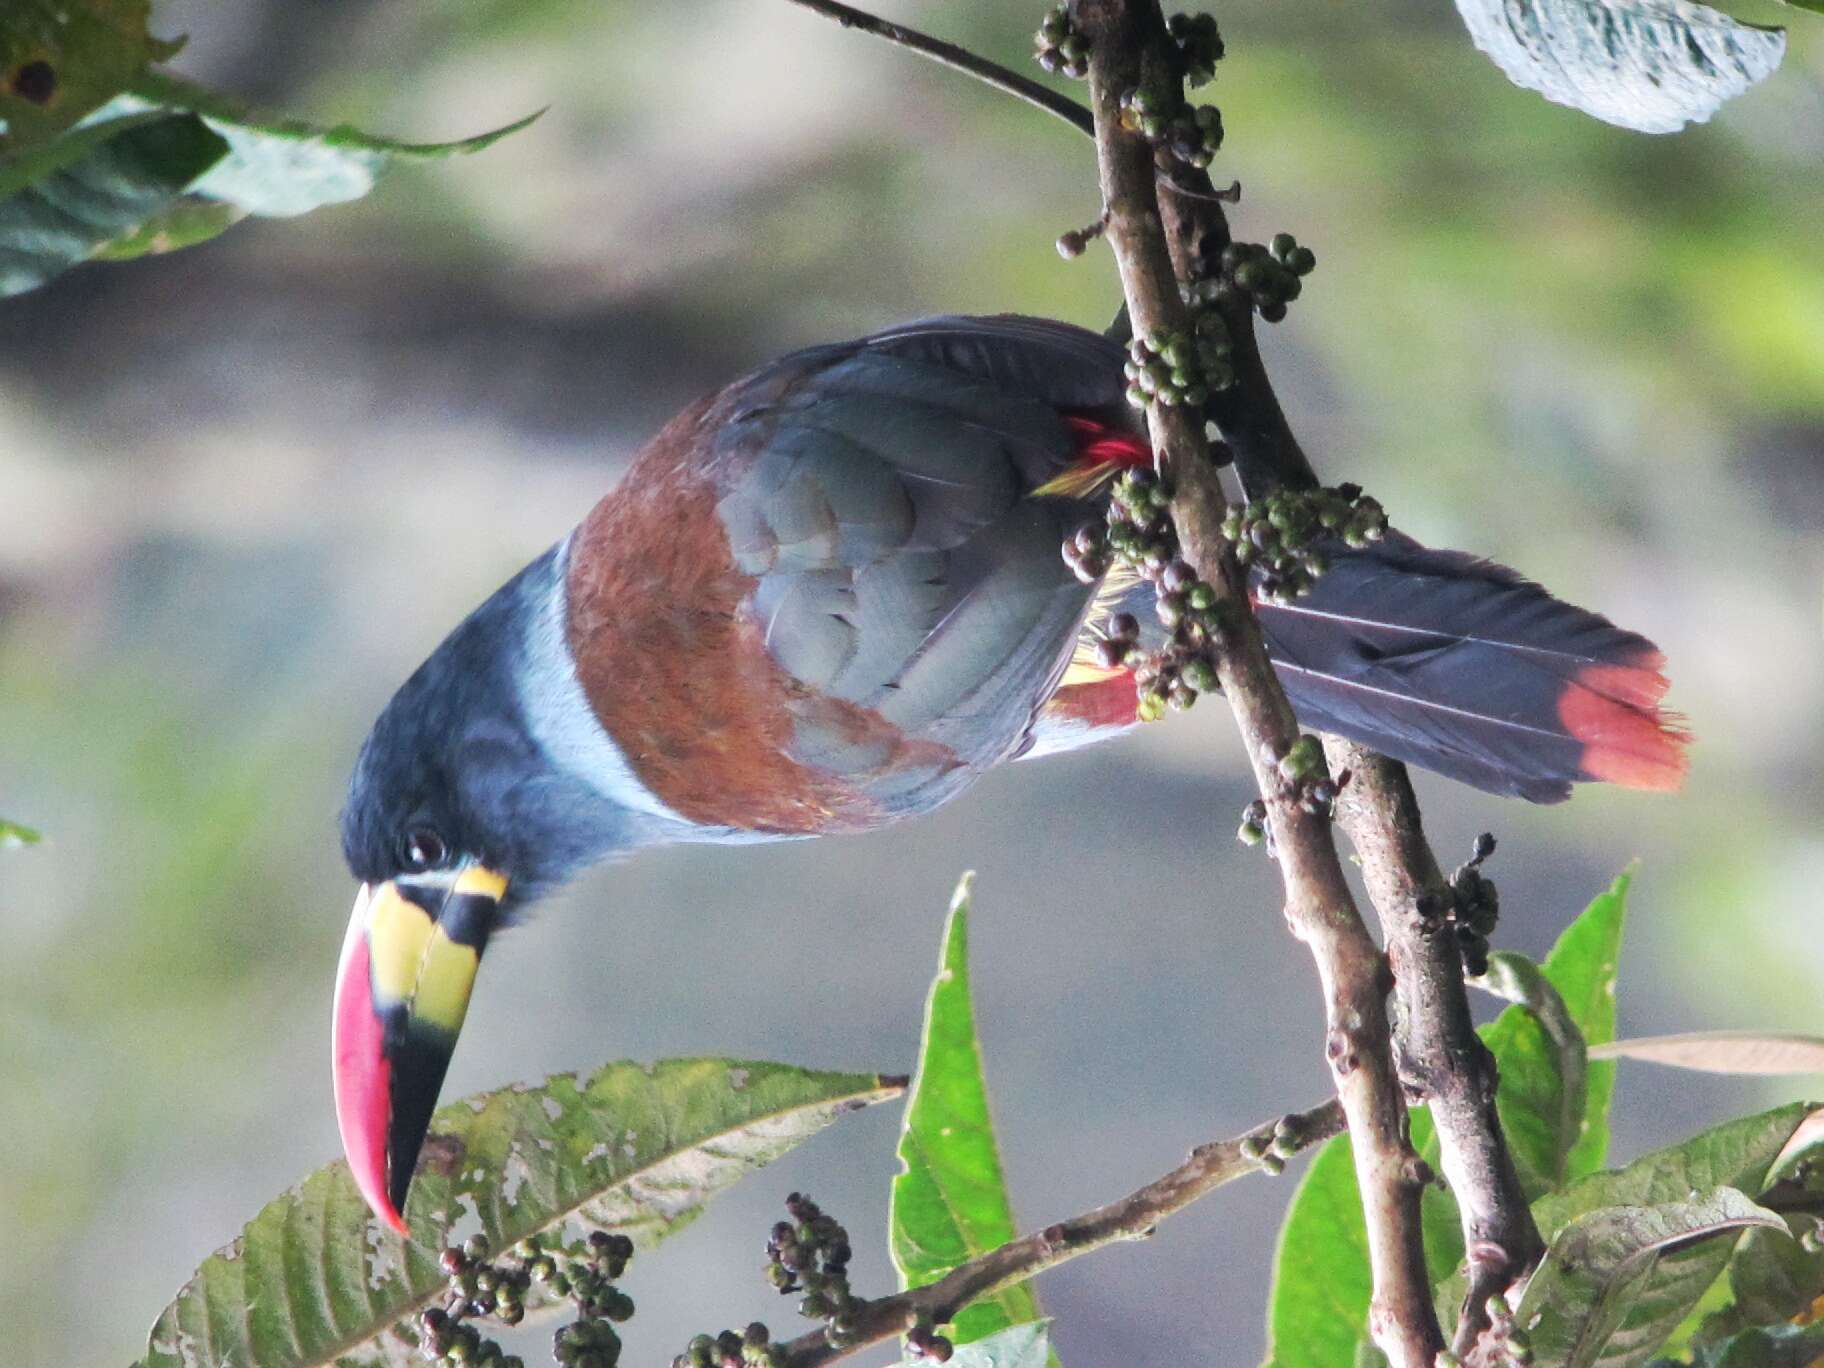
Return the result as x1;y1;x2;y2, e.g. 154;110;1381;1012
403;826;447;871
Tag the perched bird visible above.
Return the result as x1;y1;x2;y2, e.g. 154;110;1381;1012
333;314;1685;1231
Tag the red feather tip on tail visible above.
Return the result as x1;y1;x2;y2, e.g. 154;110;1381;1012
1560;649;1690;792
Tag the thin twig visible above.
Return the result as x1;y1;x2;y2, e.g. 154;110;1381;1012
781;0;1095;138
1068;2;1443;1362
779;1099;1345;1367
1324;742;1545;1356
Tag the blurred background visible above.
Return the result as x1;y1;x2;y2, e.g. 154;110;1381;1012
2;2;1821;1364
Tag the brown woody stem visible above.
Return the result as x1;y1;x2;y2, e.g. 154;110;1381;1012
1069;2;1442;1362
779;1099;1345;1367
1324;743;1545;1355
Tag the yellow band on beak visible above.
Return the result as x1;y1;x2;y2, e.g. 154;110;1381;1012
362;865;505;1034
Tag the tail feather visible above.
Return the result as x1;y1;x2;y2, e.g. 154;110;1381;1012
1253;532;1688;802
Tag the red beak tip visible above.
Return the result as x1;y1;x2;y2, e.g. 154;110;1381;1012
379;1204;411;1236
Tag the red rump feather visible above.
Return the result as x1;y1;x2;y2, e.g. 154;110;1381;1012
1063;414;1151;469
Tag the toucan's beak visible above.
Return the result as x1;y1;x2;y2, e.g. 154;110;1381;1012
332;863;506;1232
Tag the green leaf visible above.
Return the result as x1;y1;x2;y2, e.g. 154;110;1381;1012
1663;1322;1824;1367
892;873;1044;1348
1269;876;1629;1364
901;1321;1055;1368
1479;870;1630;1193
1534;1104;1819;1239
1451;0;1786;133
135;1059;902;1368
0;0;181;151
1695;1111;1824;1344
1263;1130;1375;1368
0;68;536;296
1514;1188;1789;1368
0;111;226;295
1436;1105;1823;1336
0;816;41;847
109;71;542;218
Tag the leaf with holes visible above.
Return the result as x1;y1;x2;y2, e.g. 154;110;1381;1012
135;1059;903;1368
891;873;1047;1350
0;0;181;150
1451;0;1786;132
1514;1188;1788;1368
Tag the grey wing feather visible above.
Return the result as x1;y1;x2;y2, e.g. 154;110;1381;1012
712;316;1129;797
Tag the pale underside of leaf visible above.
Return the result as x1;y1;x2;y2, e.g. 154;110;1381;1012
1591;1032;1824;1076
136;1059;901;1368
1514;1187;1789;1368
1452;0;1786;132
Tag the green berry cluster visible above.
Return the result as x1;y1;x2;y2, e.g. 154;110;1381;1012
1237;1112;1315;1175
1167;12;1225;86
1034;5;1089;79
1272;735;1342;816
1088;468;1237;721
1418;833;1500;977
674;1323;781;1368
1122;322;1235;410
764;1193;864;1349
1118;84;1224;168
1479;1293;1534;1366
1220;482;1387;604
1237;739;1341;849
1201;234;1317;325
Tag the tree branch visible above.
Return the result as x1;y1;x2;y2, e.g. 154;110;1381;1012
781;0;1095;138
1067;3;1442;1363
1323;742;1545;1356
780;1099;1345;1367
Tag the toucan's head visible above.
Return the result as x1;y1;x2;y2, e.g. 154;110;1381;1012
332;551;632;1232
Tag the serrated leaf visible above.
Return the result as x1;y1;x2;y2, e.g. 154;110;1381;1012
0;0;179;150
1515;1188;1789;1368
135;1059;902;1368
1452;0;1786;133
1;817;41;847
0;111;225;295
898;1321;1055;1368
891;873;1045;1350
1592;1033;1824;1076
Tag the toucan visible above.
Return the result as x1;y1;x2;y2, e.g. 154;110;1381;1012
333;314;1685;1232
